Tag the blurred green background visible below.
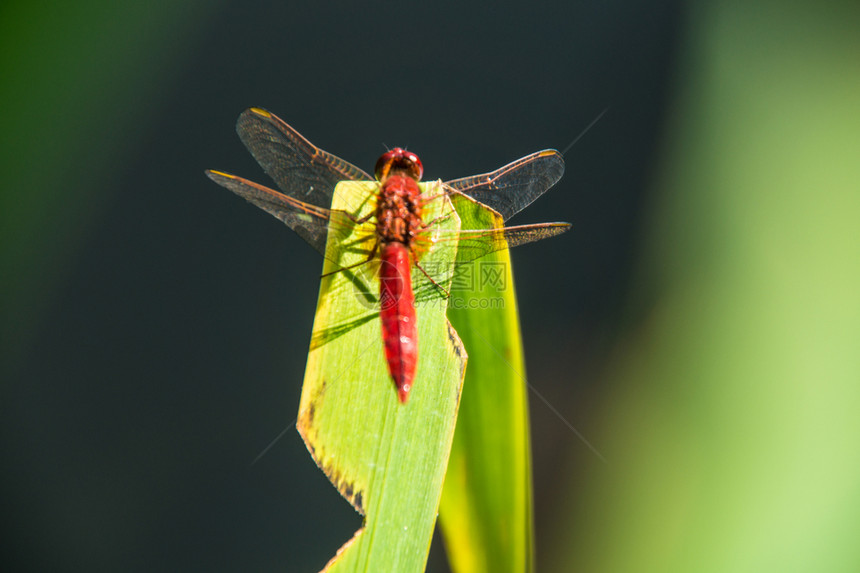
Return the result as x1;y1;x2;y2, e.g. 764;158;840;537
2;0;858;571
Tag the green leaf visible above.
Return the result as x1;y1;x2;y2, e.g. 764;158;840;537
297;181;466;572
439;193;534;573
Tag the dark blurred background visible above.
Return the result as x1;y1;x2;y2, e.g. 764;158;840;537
3;0;859;571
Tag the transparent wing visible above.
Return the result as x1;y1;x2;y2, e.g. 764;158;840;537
211;109;569;260
445;149;565;220
453;222;571;264
206;170;332;255
235;107;372;209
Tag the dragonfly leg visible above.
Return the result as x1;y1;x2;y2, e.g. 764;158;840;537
353;212;375;224
420;201;457;230
413;259;450;298
422;212;454;230
419;190;449;204
321;241;379;277
335;209;375;225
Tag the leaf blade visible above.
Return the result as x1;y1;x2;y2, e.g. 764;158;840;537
439;193;535;573
297;181;467;573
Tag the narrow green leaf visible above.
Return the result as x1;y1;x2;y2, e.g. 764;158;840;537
439;193;534;573
297;181;467;572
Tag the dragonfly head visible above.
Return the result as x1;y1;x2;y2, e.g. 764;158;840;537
375;148;423;182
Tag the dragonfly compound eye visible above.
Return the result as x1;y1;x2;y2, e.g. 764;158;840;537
375;148;424;182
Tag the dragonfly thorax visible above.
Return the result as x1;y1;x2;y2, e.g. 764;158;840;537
375;174;423;247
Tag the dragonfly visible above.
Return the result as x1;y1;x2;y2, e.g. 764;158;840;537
206;107;570;403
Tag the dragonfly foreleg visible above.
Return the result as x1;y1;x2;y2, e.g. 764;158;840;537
420;207;456;231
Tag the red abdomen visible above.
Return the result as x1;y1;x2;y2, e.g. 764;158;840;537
379;241;417;402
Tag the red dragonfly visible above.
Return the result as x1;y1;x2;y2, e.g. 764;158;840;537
207;107;569;403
